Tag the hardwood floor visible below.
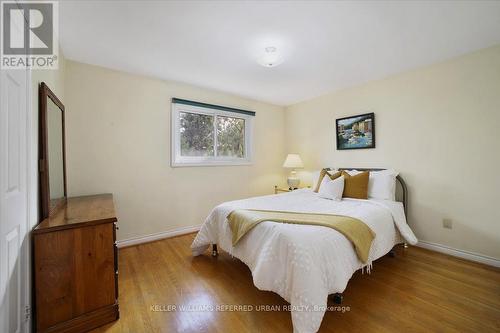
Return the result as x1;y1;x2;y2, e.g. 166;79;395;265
92;233;500;333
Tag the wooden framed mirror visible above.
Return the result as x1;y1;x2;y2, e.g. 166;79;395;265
39;82;67;220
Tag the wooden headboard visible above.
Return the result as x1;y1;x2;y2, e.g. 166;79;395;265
326;167;408;216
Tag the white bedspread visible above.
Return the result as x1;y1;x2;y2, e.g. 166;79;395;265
191;189;417;333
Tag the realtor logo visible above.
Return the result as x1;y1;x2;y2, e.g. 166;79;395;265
1;1;58;69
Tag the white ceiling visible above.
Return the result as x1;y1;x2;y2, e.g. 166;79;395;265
60;1;500;106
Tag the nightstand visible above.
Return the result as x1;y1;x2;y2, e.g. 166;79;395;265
274;185;310;194
274;186;292;194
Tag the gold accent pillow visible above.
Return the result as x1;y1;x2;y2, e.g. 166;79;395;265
314;169;342;193
341;171;370;199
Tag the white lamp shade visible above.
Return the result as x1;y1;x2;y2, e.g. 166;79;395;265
283;154;304;168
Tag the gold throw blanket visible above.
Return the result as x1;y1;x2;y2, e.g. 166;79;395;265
227;209;376;263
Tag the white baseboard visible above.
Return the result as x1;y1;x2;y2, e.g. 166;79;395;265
116;225;201;248
416;240;500;268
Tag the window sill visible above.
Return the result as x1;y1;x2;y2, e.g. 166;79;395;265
171;160;253;167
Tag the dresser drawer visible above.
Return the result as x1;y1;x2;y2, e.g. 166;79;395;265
34;222;118;332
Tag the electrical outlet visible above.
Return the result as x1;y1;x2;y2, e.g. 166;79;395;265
442;218;453;229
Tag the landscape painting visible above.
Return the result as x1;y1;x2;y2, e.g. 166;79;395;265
336;112;375;150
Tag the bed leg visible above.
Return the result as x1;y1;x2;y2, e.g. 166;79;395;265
212;244;218;257
333;293;343;305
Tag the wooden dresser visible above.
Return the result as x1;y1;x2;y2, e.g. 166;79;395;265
33;194;119;333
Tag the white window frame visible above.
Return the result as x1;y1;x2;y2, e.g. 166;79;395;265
171;102;254;167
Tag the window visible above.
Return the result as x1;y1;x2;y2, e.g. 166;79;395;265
171;98;254;166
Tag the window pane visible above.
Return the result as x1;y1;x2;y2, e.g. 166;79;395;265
179;112;214;156
216;116;245;158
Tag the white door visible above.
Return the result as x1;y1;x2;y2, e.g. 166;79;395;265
0;67;29;332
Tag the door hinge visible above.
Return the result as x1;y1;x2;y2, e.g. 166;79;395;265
24;305;31;321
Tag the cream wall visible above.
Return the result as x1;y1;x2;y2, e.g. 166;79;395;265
62;45;499;258
285;45;500;259
64;60;286;241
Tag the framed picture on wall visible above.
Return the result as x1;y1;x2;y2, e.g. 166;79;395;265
336;112;375;150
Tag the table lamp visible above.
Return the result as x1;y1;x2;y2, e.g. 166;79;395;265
283;154;304;190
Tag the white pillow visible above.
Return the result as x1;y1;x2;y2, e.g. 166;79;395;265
317;172;332;190
311;168;337;190
367;169;399;200
318;176;345;201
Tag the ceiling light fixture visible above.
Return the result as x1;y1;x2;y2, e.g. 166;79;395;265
257;46;283;68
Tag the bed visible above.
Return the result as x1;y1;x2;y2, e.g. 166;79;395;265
191;168;418;333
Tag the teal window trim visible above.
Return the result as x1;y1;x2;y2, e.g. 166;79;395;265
172;98;255;117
